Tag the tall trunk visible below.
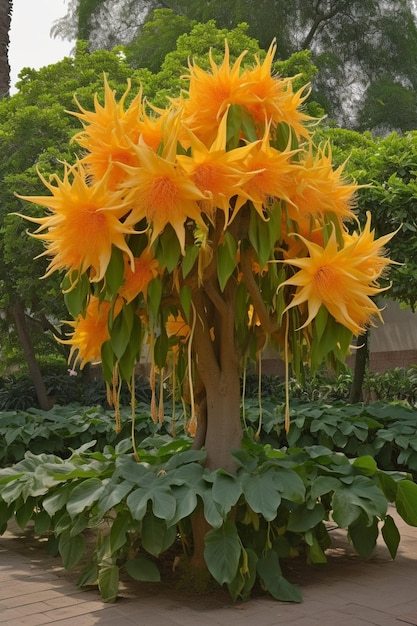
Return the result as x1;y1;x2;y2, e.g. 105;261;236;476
0;0;11;97
349;330;369;403
12;301;52;410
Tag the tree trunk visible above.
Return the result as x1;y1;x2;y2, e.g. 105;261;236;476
349;330;369;403
11;301;52;410
0;0;11;97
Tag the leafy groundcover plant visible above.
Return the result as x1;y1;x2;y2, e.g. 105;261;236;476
1;433;417;603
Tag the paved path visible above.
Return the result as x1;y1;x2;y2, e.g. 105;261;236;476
1;507;417;625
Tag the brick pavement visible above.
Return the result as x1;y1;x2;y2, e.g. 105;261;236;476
0;507;416;625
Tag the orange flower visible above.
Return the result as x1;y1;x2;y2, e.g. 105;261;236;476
286;144;358;223
65;297;112;368
121;138;207;253
18;164;135;282
118;248;160;303
178;42;247;145
240;123;299;218
72;76;165;189
238;42;312;138
176;111;256;223
281;227;392;335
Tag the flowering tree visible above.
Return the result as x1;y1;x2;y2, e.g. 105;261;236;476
20;42;394;475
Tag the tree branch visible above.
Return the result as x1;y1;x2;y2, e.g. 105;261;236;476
240;246;278;335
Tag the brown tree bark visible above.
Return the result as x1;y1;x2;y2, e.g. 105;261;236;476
11;301;52;410
349;330;369;403
0;0;12;97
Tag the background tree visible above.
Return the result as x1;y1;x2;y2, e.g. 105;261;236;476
53;0;417;131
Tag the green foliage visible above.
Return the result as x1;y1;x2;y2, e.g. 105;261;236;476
0;433;415;603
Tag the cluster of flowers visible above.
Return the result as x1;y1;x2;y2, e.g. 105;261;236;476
20;42;393;380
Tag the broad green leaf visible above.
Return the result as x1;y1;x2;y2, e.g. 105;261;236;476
77;561;98;588
242;469;281;521
396;480;417;526
227;547;257;601
310;476;341;500
96;480;133;519
125;555;161;582
204;519;241;585
169;485;198;526
110;511;132;553
274;468;306;503
287;503;325;532
141;513;177;556
15;497;36;529
212;473;243;516
154;329;169;370
43;486;72;517
66;478;104;518
352;455;378;476
348;513;378;558
34;509;51;535
257;550;302;602
98;565;119;603
382;514;400;558
226;104;242;149
332;476;388;527
58;532;86;569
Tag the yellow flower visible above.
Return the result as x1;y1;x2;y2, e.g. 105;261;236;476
118;248;160;303
72;76;165;189
121;138;207;253
281;228;391;335
65;297;112;369
178;42;247;145
286;144;358;223
342;212;397;280
18;164;135;282
238;41;312;138
176;110;256;223
240;123;299;218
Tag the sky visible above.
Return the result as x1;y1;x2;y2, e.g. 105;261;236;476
9;0;74;93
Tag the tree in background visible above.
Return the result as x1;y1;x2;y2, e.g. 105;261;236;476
53;0;417;132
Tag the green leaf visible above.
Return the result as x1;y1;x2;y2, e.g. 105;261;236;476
169;484;198;526
125;555;161;582
156;225;181;272
242;469;281;521
349;513;378;558
105;246;125;295
109;304;134;359
179;284;192;323
141;513;177;556
182;244;199;279
257;550;302;603
43;486;71;517
154;328;169;369
396;480;417;526
332;476;388;528
110;511;132;553
15;497;36;529
98;565;119;603
204;519;241;585
212;473;243;516
58;532;86;569
227;547;257;601
62;271;89;318
147;278;163;321
226;104;242;149
96;480;133;520
217;231;237;292
274;468;306;503
382;514;400;558
66;478;104;518
287;503;325;533
352;455;378;476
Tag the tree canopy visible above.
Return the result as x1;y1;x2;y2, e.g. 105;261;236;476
52;0;417;132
